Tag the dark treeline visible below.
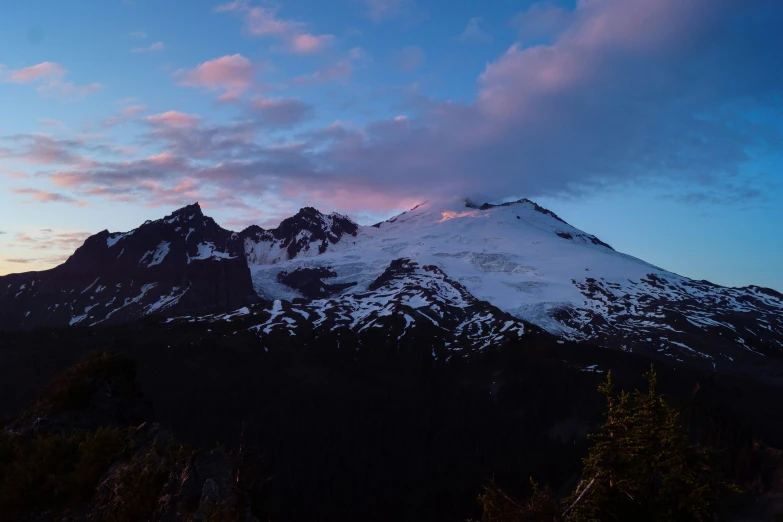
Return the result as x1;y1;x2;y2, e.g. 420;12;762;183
1;319;783;521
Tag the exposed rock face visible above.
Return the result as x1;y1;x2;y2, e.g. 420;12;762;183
555;273;783;373
189;258;546;361
276;267;357;299
0;203;258;331
241;207;359;263
1;198;781;383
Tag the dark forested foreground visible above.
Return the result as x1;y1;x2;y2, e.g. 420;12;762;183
1;321;783;521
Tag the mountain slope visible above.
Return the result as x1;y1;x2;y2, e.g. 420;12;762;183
245;198;783;373
0;203;258;330
177;258;547;362
1;198;781;379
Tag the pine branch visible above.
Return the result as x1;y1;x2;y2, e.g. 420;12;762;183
562;476;597;516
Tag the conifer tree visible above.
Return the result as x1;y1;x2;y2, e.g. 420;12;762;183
472;365;738;522
566;365;738;522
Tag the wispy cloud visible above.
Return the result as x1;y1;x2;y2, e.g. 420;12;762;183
131;41;165;53
360;0;415;21
292;47;368;85
392;45;425;72
6;61;65;82
39;118;65;129
130;29;147;39
3;228;93;268
215;1;334;54
250;97;313;127
0;61;103;100
102;104;148;128
8;0;782;221
10;187;88;206
459;17;493;43
0;169;29;179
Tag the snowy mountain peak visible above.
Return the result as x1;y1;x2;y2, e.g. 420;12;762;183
243;205;359;264
1;197;781;382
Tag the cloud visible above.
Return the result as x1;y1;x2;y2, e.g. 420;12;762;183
10;187;88;206
0;168;29;179
175;54;254;100
17;0;783;218
145;110;201;128
39;118;65;128
250;98;313;127
102;104;148;128
392;45;425;72
1;61;102;100
130;30;147;39
215;1;334;54
3;228;93;269
0;231;5;234
6;62;65;83
361;0;415;21
292;47;368;85
459;17;493;43
283;33;335;54
37;81;103;99
131;41;165;53
242;6;305;37
1;134;96;167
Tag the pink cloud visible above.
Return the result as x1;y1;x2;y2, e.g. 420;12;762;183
215;2;333;55
287;33;335;54
146;111;201;128
10;187;88;206
7;62;65;83
244;6;304;36
0;169;29;179
2;62;102;100
146;152;177;164
3;134;96;167
176;54;254;100
17;0;783;224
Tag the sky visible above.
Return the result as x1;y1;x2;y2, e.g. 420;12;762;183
0;0;781;291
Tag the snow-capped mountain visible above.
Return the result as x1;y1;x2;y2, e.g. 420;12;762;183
173;258;547;363
1;198;781;374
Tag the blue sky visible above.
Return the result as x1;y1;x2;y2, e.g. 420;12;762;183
0;0;781;291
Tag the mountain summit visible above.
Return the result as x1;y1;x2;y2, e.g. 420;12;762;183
1;198;781;379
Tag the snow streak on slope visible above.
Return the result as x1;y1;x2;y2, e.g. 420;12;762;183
245;198;783;370
180;259;541;361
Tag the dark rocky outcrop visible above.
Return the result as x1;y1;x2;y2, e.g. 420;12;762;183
276;267;356;299
0;203;259;331
241;207;358;262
